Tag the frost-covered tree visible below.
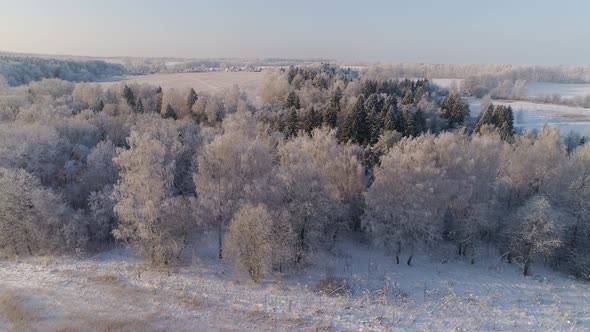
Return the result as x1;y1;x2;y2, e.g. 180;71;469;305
277;133;338;264
0;167;86;256
112;131;192;266
508;196;562;276
363;134;446;264
224;204;273;282
194;111;275;259
498;125;566;206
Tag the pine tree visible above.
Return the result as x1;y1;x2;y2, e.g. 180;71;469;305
367;109;382;145
304;107;321;136
163;103;177;120
324;87;341;128
402;108;416;137
287;66;298;84
136;98;144;114
122;85;136;109
186;88;198;111
286;91;301;109
474;104;495;133
402;90;413;105
285;108;299;138
441;94;469;128
343;95;369;145
155;88;163;113
414;108;426;135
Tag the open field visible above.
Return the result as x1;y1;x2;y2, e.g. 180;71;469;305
98;71;266;95
527;82;590;99
0;236;588;331
467;97;590;134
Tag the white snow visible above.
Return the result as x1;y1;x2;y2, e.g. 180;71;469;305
0;235;588;331
527;82;590;99
467;97;590;135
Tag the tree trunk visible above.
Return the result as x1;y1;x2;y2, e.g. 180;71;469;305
523;259;531;276
523;245;533;276
218;230;223;259
296;226;305;264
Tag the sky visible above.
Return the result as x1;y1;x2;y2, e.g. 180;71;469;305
1;0;589;65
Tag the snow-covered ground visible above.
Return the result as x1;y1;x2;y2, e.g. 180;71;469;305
98;71;264;96
467;97;590;135
0;235;588;331
430;78;463;90
527;82;590;99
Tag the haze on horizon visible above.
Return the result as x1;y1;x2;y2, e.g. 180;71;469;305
1;0;590;65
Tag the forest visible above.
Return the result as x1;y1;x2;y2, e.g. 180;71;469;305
0;54;126;86
0;63;589;284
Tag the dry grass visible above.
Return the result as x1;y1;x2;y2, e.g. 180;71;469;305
176;293;206;311
91;274;120;285
50;317;164;332
315;276;351;297
0;289;39;329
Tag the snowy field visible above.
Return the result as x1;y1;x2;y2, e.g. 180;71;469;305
467;97;590;135
98;71;265;95
527;82;590;99
0;235;588;331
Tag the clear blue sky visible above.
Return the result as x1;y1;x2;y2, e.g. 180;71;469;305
1;0;589;64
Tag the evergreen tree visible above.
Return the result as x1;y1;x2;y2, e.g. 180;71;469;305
304;107;322;136
324;87;341;128
285;108;299;138
365;94;384;114
136;98;144;114
155;87;163;113
343;95;369;145
441;94;469;128
287;66;298;84
186;88;198;111
286;91;301;109
402;108;416;137
97;100;104;112
367;109;382;145
402;90;414;105
383;96;403;133
474;104;496;133
474;104;514;141
163;103;177;120
414;108;426;135
122;85;136;109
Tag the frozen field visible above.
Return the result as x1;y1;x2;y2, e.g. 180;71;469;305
99;71;265;95
527;82;590;99
0;235;588;331
467;97;590;135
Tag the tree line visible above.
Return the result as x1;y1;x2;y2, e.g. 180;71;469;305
0;65;588;283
